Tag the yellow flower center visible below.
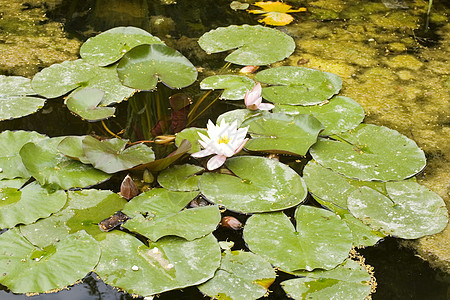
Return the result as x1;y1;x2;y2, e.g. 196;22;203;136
218;135;230;144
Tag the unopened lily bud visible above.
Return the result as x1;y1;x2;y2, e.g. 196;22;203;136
220;216;243;230
120;174;139;200
154;135;176;144
240;65;259;74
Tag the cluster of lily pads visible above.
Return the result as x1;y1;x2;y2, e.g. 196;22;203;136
0;25;448;299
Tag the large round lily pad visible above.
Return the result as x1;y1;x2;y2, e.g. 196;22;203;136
122;189;219;241
0;75;46;120
198;250;276;300
82;136;155;173
0;229;100;294
95;231;221;297
198;25;295;66
20;189;127;248
31;59;135;105
157;164;204;191
0;130;46;180
116;44;198;90
200;75;255;100
66;88;115;121
80;26;164;66
243;206;353;272
0;181;67;229
310;124;427;181
242;112;324;155
274;96;365;135
254;67;342;105
283;259;372;300
199;156;307;213
347;181;448;239
20;137;111;189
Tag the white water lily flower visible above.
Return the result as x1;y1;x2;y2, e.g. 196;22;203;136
244;82;275;111
192;119;249;170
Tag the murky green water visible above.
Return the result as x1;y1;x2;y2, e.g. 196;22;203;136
0;0;449;298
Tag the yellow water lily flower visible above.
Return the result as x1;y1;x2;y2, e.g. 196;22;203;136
248;1;307;26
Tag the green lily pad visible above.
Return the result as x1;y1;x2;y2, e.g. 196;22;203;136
242;113;324;155
254;67;342;105
0;229;100;294
82;136;155;173
20;136;111;189
31;59;135;105
283;259;372;300
66;88;115;121
243;206;353;272
199;156;307;213
0;75;46;120
80;26;164;66
198;250;276;300
198;25;295;66
216;109;261;128
157;164;204;191
310;124;427;181
116;44;198;90
57;136;91;164
95;231;221;296
175;128;207;154
122;189;219;241
347;181;448;239
274;96;365;135
132;139;191;172
0;130;46;180
200;75;255;100
0;181;66;229
20;189;127;248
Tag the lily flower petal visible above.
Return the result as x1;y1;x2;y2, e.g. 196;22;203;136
191;148;215;158
207;154;227;170
258;103;275;111
244;82;274;111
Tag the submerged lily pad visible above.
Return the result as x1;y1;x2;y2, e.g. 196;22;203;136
200;75;255;100
0;229;100;294
117;44;198;90
20;189;127;248
80;26;164;66
20;137;111;189
310;124;426;181
283;259;372;300
243;206;353;272
199;156;307;213
0;130;46;180
274;96;365;135
82;136;155;173
198;250;276;300
347;181;448;239
0;75;47;120
255;67;342;105
157;164;204;191
66;88;115;121
95;231;221;296
122;189;219;241
31;59;135;106
242;113;324;155
0;181;66;229
175;128;207;154
198;25;295;66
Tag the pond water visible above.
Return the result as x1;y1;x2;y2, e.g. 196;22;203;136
0;0;449;299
